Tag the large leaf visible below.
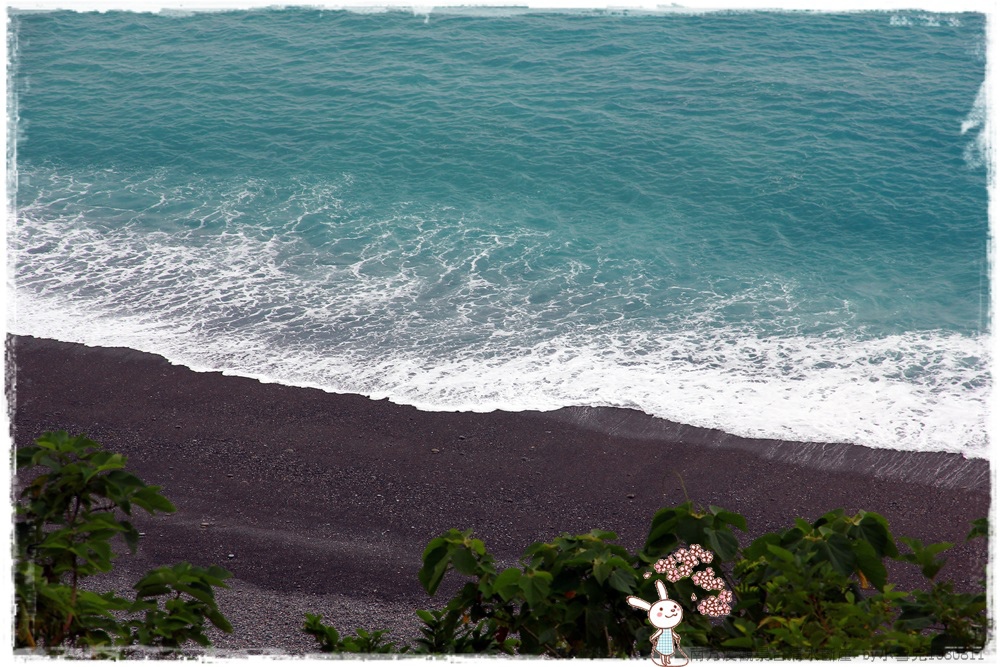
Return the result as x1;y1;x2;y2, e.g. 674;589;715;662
15;445;42;470
765;543;796;564
851;539;887;592
132;486;176;514
742;533;781;561
418;540;451;595
643;508;681;557
852;512;898;558
814;533;856;576
519;571;553;608
592;557;612;585
607;568;636;594
677;512;707;546
450;546;481;577
492;568;522;601
704;526;740;561
709;505;748;532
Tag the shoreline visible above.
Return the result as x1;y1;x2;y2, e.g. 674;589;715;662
7;334;990;653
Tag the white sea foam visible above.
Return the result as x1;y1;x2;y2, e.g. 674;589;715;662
10;166;990;459
11;239;989;460
961;81;988;169
11;283;990;458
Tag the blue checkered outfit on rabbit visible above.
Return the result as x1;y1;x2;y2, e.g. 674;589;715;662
655;630;673;656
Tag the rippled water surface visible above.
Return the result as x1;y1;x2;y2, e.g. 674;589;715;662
9;8;990;455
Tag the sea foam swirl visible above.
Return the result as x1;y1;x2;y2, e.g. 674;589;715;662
11;167;989;457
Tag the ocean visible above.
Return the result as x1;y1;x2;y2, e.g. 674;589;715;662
8;8;990;457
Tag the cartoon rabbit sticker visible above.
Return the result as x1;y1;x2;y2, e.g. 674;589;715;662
627;580;690;666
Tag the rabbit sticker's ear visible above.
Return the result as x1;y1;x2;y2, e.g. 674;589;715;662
626;596;652;611
655;580;669;600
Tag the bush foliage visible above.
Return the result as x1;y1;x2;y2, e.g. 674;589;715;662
14;431;232;656
307;503;988;658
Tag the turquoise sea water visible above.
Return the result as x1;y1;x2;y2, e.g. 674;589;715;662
9;8;990;455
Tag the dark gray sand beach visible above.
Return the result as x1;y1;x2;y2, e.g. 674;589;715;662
8;334;990;654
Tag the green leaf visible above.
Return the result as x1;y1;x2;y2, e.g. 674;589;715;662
492;568;522;601
469;538;487;556
851;539;887;592
852;512;898;558
15;446;41;470
519;571;552;608
593;558;611;584
895;610;935;632
722;636;754;648
815;508;846;527
135;583;173;598
709;505;748;532
643;507;681;556
173;584;217;606
792;518;813;534
704;526;740;561
589;529;618;541
742;533;781;561
206;609;233;634
450;546;480;577
418;542;451;596
132;486;177;514
677;512;707;546
815;533;856;576
898;537;952;580
967;518;988;541
608;568;636;594
202;564;233;584
766;543;796;563
120;521;141;554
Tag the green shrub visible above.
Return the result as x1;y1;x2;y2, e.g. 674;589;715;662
303;613;404;653
411;607;513;654
14;431;233;655
305;502;987;658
